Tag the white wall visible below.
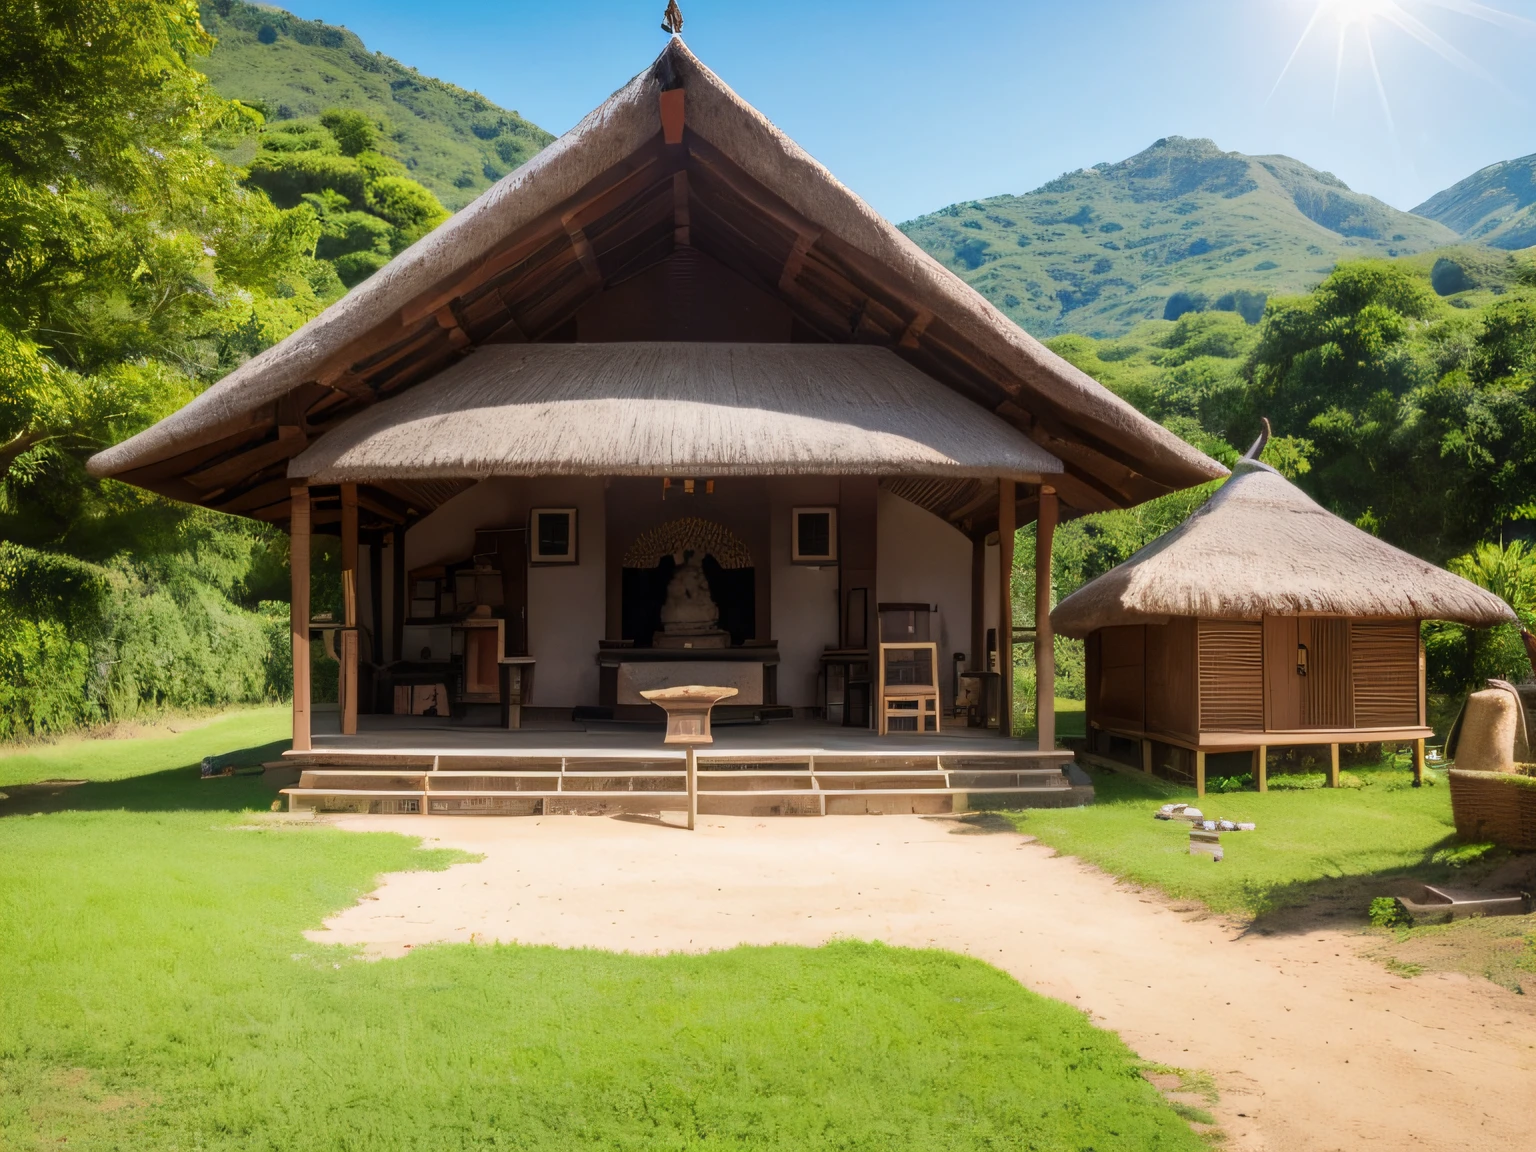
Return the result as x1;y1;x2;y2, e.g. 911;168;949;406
405;476;606;707
768;478;841;707
877;488;974;679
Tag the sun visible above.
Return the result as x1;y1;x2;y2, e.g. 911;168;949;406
1267;0;1533;126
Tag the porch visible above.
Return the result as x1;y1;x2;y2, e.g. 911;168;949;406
279;713;1086;817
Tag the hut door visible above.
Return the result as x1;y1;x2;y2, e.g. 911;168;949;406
1300;618;1352;729
1263;616;1301;731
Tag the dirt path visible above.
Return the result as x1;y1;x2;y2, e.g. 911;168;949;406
309;814;1536;1151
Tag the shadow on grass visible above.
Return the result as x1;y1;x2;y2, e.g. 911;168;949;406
1243;847;1536;938
0;738;288;818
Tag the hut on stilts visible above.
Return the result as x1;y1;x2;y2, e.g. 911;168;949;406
1051;425;1515;796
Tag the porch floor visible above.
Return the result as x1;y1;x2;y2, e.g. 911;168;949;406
302;712;1054;757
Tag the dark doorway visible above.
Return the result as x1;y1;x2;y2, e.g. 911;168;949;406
621;554;755;646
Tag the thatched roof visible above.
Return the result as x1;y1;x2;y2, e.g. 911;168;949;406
1051;456;1517;636
288;343;1061;484
86;37;1224;531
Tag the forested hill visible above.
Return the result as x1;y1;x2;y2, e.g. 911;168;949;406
900;136;1458;338
1413;153;1536;252
198;0;553;210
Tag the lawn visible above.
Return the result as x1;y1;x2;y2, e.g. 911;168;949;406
0;722;1203;1150
0;706;290;789
1004;763;1463;919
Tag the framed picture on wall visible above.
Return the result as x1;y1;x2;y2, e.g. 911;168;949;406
791;507;837;564
529;508;578;564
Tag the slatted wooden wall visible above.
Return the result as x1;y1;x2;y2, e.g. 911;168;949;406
1147;619;1199;741
1350;621;1421;727
1198;619;1264;731
1301;618;1352;729
1096;625;1146;730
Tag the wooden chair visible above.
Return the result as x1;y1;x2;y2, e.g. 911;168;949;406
877;642;941;735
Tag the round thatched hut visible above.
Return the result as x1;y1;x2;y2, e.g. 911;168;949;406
1051;431;1516;794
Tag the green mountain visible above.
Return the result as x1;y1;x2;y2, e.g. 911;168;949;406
198;1;553;211
1413;153;1536;251
900;136;1459;338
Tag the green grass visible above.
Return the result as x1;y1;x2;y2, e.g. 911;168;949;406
1003;764;1460;919
0;733;1203;1149
0;706;290;790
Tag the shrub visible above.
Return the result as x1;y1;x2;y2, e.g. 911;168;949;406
1369;896;1411;928
319;108;376;157
246;151;366;209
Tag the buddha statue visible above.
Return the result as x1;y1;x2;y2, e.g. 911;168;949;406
654;551;730;648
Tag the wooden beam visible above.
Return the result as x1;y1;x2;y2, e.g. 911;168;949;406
185;427;307;492
1329;743;1341;788
1256;744;1268;792
673;169;690;246
290;485;312;753
998;478;1015;739
1195;749;1207;797
898;309;933;350
340;484;359;737
1142;738;1154;776
1413;738;1426;787
1035;486;1058;752
778;230;820;295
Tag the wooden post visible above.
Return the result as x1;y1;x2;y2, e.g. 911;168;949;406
1141;739;1153;775
391;528;406;663
1328;743;1340;788
1195;749;1207;798
340;484;359;737
1256;744;1268;792
1035;486;1058;751
290;485;311;753
997;479;1016;738
970;535;986;673
686;746;697;831
1413;738;1426;786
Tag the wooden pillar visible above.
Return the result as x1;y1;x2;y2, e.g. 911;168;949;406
1256;744;1268;792
1328;743;1340;788
391;527;406;663
1141;738;1153;775
340;484;358;736
686;747;697;832
1413;738;1425;786
368;531;384;669
1416;629;1427;787
290;485;311;753
1035;486;1058;751
998;479;1015;738
1195;749;1207;798
970;535;986;672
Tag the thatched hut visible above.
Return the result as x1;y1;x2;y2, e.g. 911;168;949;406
1052;431;1515;793
86;36;1224;775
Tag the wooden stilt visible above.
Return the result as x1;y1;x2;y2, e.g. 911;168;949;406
1328;743;1340;788
1035;486;1058;751
686;746;698;831
391;528;406;663
1195;749;1207;798
1141;738;1154;776
1413;738;1425;786
1256;744;1268;792
998;478;1016;738
290;485;311;753
340;484;359;736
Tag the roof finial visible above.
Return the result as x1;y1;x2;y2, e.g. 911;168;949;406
661;0;684;34
1243;417;1272;461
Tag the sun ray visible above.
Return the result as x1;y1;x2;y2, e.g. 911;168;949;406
1361;25;1397;133
1332;23;1349;112
1266;1;1330;106
1269;0;1532;116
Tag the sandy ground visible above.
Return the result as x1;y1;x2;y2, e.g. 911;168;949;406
309;813;1536;1152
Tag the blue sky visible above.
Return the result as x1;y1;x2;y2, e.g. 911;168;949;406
275;0;1536;223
